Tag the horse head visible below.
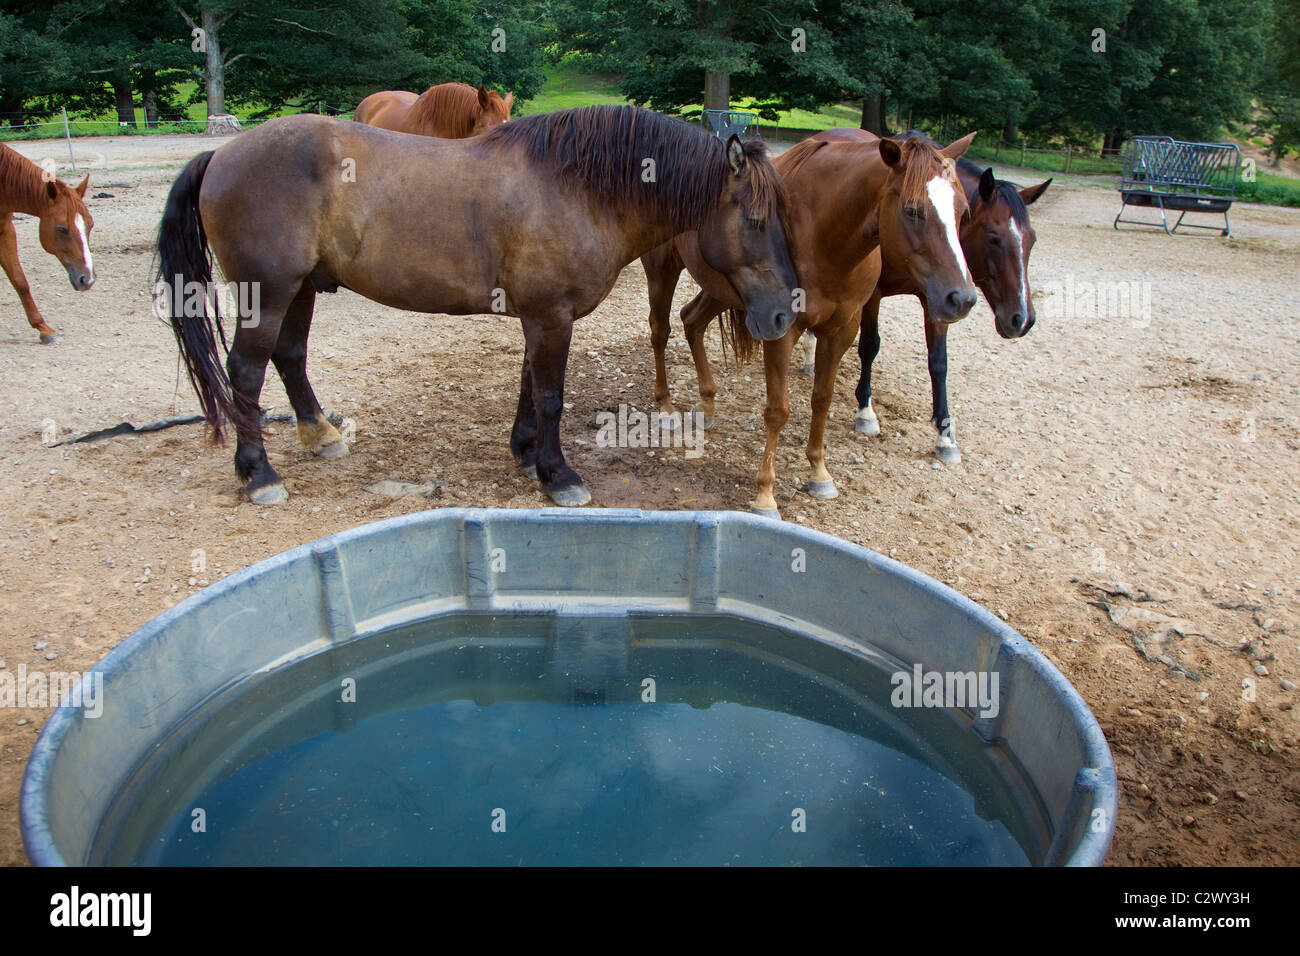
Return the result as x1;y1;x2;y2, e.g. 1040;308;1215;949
876;134;978;323
39;174;95;290
694;135;799;342
473;86;514;133
963;169;1050;338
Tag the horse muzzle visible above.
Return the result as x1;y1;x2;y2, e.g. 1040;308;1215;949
744;307;793;341
66;266;95;291
995;309;1034;339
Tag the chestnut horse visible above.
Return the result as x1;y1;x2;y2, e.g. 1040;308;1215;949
156;106;797;506
354;82;513;137
643;132;977;515
809;129;1050;463
0;143;96;343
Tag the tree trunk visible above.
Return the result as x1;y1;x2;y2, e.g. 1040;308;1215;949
0;91;25;128
859;92;886;135
1102;130;1123;155
140;70;159;127
112;73;137;128
1003;115;1019;145
703;71;730;112
203;9;226;117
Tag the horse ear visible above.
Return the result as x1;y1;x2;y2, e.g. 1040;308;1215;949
726;135;747;175
477;85;490;109
504;91;514;113
979;167;996;203
878;138;902;168
1021;178;1051;205
45;180;59;201
76;174;89;198
941;131;976;159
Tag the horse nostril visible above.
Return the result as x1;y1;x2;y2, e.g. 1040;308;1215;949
1010;312;1025;331
946;290;975;316
773;311;789;332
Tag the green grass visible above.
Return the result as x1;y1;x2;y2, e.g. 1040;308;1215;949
1237;171;1300;208
520;63;862;135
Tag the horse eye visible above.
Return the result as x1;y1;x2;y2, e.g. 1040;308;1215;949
55;225;69;235
904;205;922;221
988;234;1001;246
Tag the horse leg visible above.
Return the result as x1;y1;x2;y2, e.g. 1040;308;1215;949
752;329;796;518
510;344;539;479
270;281;347;459
0;214;58;344
925;314;960;464
643;244;683;427
854;291;883;435
521;317;588;506
799;330;816;375
681;292;725;428
228;284;297;504
806;312;861;499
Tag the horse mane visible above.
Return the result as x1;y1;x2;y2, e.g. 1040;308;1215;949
0;142;49;212
773;138;830;177
482;105;788;233
407;82;489;137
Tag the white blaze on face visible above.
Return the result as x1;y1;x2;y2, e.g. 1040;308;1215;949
75;214;94;280
1009;218;1028;317
925;175;971;284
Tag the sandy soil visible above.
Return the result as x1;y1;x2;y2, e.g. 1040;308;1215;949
0;133;1297;866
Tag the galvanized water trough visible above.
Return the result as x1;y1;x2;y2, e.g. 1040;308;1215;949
22;508;1116;866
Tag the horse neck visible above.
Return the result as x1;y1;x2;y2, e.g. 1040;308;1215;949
0;145;50;216
787;150;886;272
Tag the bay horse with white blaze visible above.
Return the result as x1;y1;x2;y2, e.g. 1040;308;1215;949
809;128;1050;463
643;131;978;515
0;142;96;343
156;106;797;506
354;82;513;137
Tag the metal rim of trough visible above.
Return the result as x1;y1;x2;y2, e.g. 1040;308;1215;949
21;507;1117;866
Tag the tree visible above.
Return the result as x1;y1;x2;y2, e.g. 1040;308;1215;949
556;0;853;118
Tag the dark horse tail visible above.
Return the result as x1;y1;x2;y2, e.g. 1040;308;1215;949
155;150;254;444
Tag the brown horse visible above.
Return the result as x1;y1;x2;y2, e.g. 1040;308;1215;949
156;106;797;506
0;143;96;343
643;132;977;515
354;82;513;137
809;128;1050;463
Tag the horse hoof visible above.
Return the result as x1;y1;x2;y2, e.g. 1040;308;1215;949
802;362;815;376
657;412;680;432
314;440;349;459
855;412;880;436
39;332;60;345
750;504;782;520
520;463;539;480
807;479;838;499
548;483;591;507
247;482;289;505
935;444;962;465
690;409;714;430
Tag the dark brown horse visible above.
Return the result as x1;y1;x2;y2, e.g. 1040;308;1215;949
354;82;513;137
643;131;977;515
156;106;797;506
0;143;96;343
810;129;1050;463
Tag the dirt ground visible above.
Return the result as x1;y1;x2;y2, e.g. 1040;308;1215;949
0;131;1297;866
